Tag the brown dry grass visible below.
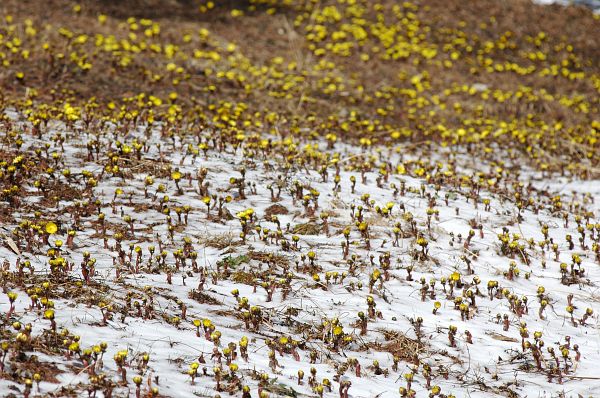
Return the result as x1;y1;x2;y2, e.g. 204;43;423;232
1;0;598;123
368;328;425;365
247;250;290;267
263;203;289;218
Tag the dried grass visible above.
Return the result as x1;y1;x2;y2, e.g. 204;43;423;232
197;233;241;249
368;328;425;365
291;222;321;236
263;203;289;218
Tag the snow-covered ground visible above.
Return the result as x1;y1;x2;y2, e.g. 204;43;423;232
1;110;599;398
535;0;600;12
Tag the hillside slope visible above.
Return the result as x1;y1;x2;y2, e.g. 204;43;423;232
0;1;599;398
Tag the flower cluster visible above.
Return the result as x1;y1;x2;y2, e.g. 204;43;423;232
0;0;599;397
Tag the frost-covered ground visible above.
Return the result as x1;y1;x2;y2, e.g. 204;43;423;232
535;0;600;12
1;110;599;398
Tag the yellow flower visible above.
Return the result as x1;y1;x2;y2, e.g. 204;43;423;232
171;171;182;181
45;222;58;235
7;292;17;302
44;309;55;320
